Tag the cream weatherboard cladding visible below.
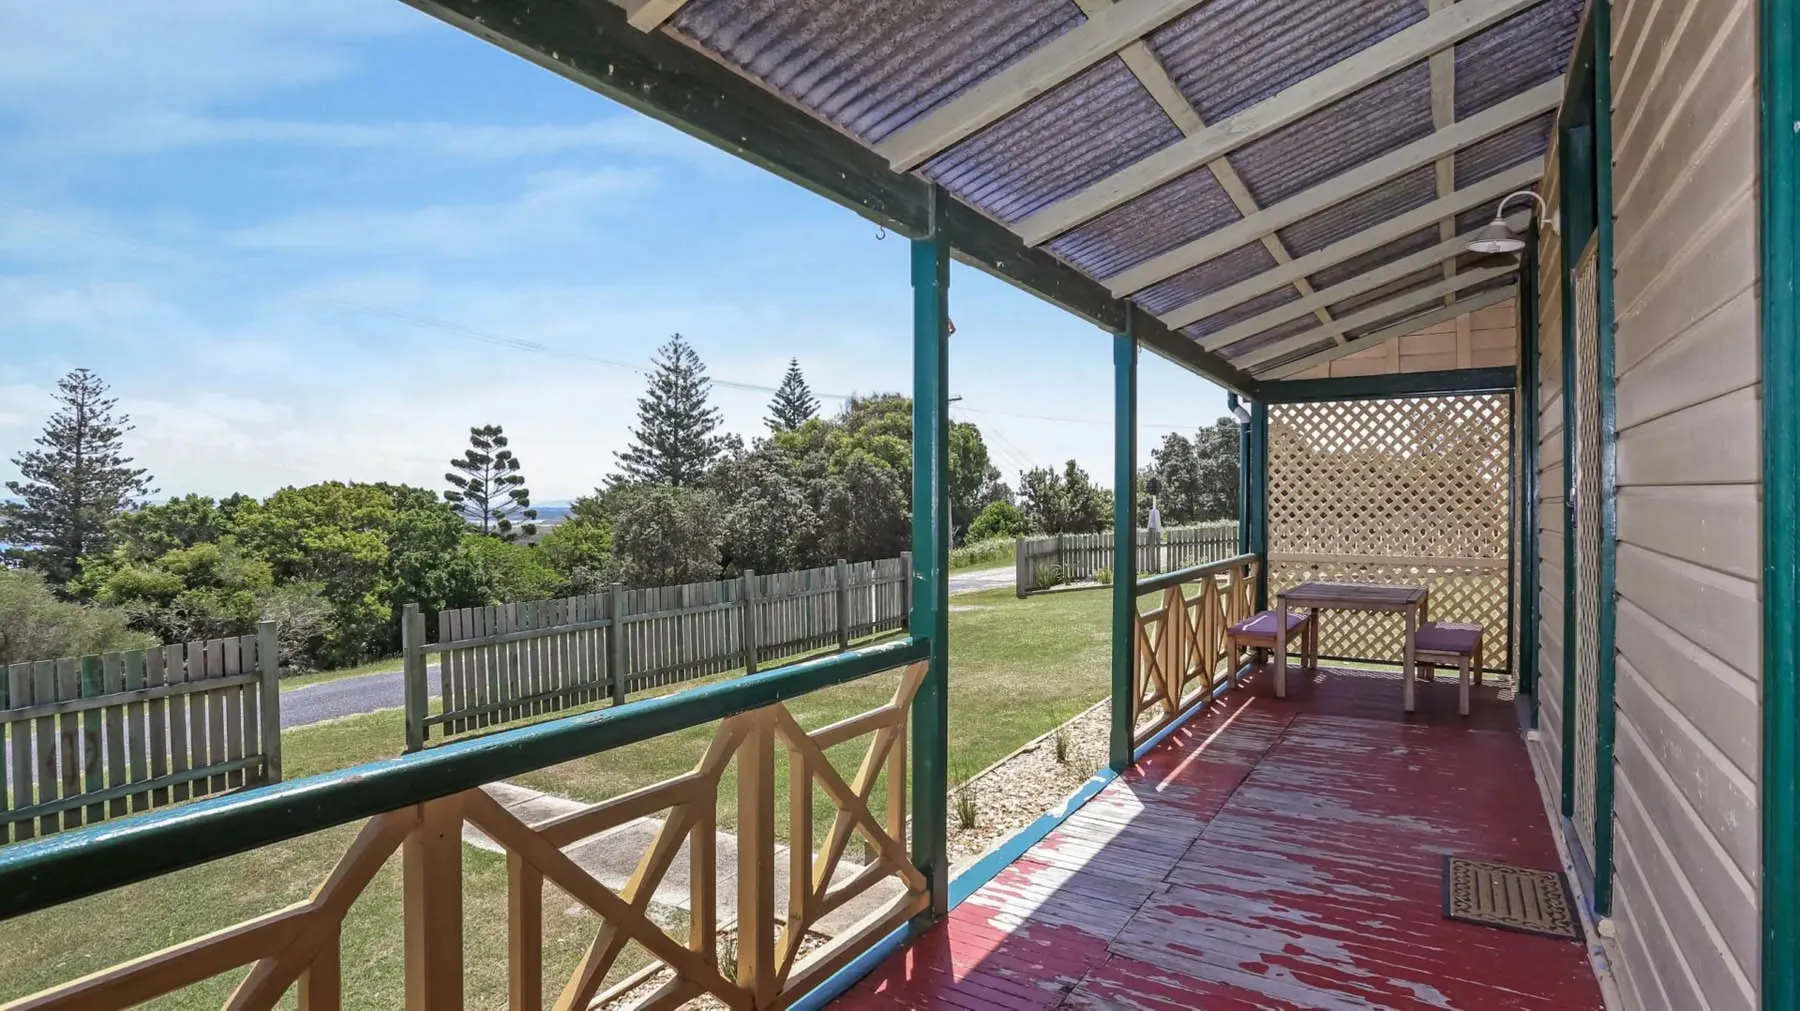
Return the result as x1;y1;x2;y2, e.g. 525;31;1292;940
1529;0;1762;1009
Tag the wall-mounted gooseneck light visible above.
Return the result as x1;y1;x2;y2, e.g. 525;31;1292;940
1467;190;1558;255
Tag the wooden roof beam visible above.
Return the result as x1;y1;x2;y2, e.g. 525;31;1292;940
876;0;1220;171
1105;77;1560;295
1164;160;1539;325
1233;262;1515;369
619;0;693;32
1014;0;1550;246
1192;231;1485;348
1426;0;1460;305
1259;287;1513;379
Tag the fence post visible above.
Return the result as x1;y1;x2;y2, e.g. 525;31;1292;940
402;604;427;753
609;583;628;705
257;620;282;782
900;553;913;616
835;559;852;650
740;570;759;674
1014;538;1028;598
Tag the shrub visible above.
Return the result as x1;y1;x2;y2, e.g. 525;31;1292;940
1054;725;1073;764
953;780;980;830
1030;563;1065;592
0;570;153;666
967;501;1026;542
948;537;1013;571
1093;567;1113;586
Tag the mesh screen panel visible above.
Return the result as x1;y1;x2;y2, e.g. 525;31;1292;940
1570;244;1603;866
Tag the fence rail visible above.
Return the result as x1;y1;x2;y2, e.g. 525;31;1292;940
407;555;912;748
1;622;282;844
1016;522;1238;595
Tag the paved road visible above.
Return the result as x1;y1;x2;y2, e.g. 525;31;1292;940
280;566;1015;730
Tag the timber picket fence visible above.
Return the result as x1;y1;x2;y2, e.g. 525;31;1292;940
0;622;282;844
1015;522;1239;595
405;555;912;748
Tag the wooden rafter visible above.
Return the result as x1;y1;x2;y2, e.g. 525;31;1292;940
619;0;693;32
1427;0;1460;304
876;0;1220;170
1070;0;1340;333
1163;161;1539;325
1196;232;1481;349
1014;0;1550;247
1260;287;1513;378
1106;77;1562;296
1234;263;1515;369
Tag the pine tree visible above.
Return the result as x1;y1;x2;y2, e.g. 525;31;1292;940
766;358;820;432
444;424;538;540
1;369;154;584
614;334;726;486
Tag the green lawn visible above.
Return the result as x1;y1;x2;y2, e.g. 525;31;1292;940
0;587;1109;1007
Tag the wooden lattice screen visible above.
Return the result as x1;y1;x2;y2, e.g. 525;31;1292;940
1268;393;1513;672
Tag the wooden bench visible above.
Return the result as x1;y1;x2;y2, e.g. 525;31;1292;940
1413;621;1485;716
1227;610;1317;672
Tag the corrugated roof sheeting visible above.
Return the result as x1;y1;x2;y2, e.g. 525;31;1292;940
1220;315;1321;360
1182;285;1302;339
1342;270;1518;339
1048;166;1243;279
1305;225;1441;290
1258;338;1340;374
1325;265;1445;317
1276;165;1439;257
1226;63;1434;209
1149;0;1427;123
1455;0;1584;120
1130;242;1277;316
671;0;1083;144
1455;112;1553;185
922;58;1181;224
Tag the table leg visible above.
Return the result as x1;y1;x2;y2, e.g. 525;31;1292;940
1275;597;1289;699
1402;602;1417;713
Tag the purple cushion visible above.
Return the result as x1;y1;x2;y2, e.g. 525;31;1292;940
1414;621;1483;654
1228;610;1311;637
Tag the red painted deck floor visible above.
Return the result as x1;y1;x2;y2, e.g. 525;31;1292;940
834;665;1606;1010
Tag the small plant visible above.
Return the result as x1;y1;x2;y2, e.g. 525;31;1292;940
951;765;980;830
1093;567;1113;586
717;931;738;970
1053;725;1073;764
1031;563;1065;592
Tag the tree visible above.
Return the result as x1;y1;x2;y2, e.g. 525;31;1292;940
1;369;154;584
766;359;820;432
537;519;613;594
444;425;538;540
0;569;152;666
708;442;820;574
1149;432;1203;524
967;500;1027;542
1018;460;1111;534
614;334;726;487
603;484;724;586
1192;417;1241;521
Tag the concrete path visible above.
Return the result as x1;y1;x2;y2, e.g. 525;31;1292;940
467;782;902;937
280;565;1019;730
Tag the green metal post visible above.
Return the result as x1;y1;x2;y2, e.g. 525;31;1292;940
1517;221;1542;727
909;187;952;920
1589;0;1620;915
1760;0;1800;1002
1230;393;1249;557
1111;312;1139;773
1249;400;1270;610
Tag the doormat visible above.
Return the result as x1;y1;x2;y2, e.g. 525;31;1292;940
1443;856;1582;941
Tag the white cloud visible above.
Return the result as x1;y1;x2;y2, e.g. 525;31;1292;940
229;168;661;255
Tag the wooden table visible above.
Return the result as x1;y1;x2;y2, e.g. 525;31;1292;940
1274;582;1431;711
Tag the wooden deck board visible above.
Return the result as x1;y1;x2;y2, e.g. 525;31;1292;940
833;665;1605;1011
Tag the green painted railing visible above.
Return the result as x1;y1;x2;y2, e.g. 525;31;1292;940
0;635;930;921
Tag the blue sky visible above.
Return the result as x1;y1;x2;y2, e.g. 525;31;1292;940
0;1;1230;502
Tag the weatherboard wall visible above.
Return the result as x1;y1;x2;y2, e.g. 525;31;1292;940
1285;296;1518;379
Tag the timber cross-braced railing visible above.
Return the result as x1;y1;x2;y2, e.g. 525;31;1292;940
0;637;931;1010
1131;553;1261;748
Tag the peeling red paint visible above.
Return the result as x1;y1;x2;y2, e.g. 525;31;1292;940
832;667;1604;1010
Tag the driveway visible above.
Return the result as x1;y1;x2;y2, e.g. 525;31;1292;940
281;564;1017;729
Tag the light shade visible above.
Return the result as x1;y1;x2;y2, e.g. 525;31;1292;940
1467;217;1525;254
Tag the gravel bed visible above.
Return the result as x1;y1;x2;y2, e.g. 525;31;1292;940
947;703;1110;866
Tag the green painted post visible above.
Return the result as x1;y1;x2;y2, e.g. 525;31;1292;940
1110;312;1139;773
1517;221;1542;726
1557;121;1594;823
1760;0;1800;1003
1249;399;1270;610
909;186;952;919
1589;0;1620;915
1230;393;1249;557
